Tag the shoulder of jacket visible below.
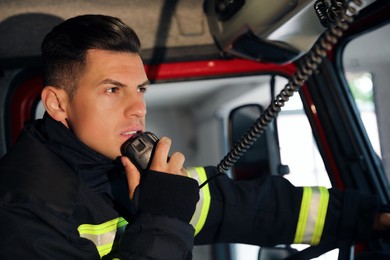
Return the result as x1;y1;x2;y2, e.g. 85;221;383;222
0;132;78;214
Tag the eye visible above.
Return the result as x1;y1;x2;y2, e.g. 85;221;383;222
105;87;120;94
137;85;148;94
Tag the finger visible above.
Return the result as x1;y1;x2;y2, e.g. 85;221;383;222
150;137;171;169
180;168;189;177
168;152;186;175
121;156;141;200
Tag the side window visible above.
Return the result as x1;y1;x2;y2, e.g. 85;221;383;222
273;77;331;188
342;23;390;183
228;76;334;260
277;92;331;188
226;75;332;189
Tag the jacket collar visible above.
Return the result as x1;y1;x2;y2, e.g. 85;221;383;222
26;113;122;194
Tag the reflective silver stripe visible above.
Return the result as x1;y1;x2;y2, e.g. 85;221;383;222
293;187;329;245
78;217;128;257
311;187;329;244
186;167;211;236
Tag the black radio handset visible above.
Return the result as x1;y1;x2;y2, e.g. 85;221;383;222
121;131;159;173
199;0;364;188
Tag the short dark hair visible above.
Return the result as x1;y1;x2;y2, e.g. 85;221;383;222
41;14;141;100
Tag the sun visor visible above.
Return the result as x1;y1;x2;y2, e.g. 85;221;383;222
204;0;323;64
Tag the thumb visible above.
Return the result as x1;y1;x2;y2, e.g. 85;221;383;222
121;156;141;200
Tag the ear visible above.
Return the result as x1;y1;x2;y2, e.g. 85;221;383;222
41;86;70;127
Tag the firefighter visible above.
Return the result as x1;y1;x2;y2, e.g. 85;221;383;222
0;14;389;259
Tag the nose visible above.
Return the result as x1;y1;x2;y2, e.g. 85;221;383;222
124;96;147;118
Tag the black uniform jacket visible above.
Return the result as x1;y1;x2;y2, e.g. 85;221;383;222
0;114;379;259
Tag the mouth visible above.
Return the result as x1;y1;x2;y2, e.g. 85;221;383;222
120;130;142;138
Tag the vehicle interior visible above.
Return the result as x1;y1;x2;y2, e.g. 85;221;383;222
0;0;389;259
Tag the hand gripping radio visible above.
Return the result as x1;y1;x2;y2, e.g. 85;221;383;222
120;131;159;172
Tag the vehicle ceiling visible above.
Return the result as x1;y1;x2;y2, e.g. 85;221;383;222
0;0;384;108
0;0;331;65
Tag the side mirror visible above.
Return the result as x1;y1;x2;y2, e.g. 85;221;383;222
229;104;289;180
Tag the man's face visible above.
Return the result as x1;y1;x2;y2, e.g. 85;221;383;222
64;49;148;159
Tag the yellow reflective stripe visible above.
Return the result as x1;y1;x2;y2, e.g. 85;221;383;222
97;242;115;258
293;187;330;245
294;187;312;244
311;187;329;245
186;167;211;236
78;217;128;257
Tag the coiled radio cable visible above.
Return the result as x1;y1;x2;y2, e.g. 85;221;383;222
199;0;364;189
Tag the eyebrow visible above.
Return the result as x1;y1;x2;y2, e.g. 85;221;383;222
138;79;150;88
98;79;150;88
